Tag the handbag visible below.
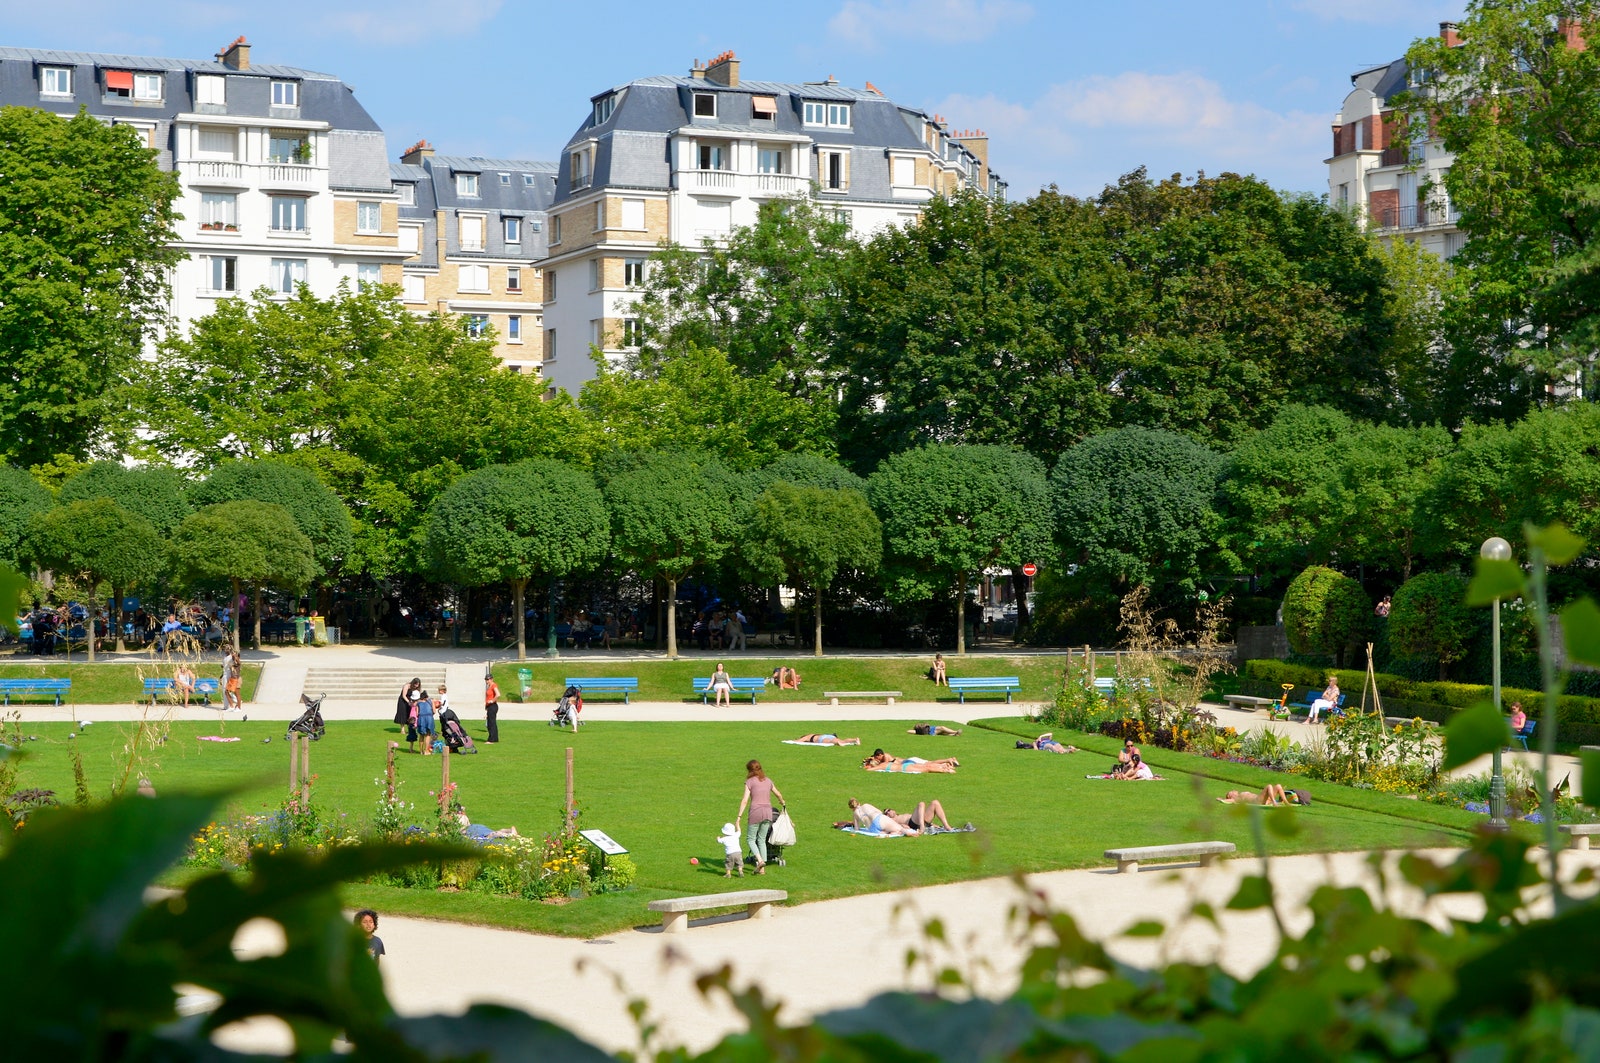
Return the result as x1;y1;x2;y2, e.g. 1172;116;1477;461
768;809;796;848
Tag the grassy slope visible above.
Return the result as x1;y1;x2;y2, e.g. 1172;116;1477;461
8;710;1477;937
0;662;263;704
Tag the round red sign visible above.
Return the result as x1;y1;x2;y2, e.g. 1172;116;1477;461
1021;563;1038;577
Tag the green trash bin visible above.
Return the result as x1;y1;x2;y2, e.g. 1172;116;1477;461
518;668;533;701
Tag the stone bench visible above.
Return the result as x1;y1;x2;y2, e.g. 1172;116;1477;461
1224;694;1279;712
1560;823;1600;850
1103;841;1236;874
645;888;787;933
823;690;902;706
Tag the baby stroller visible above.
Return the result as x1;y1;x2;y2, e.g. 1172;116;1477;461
439;707;478;753
550;685;583;730
286;692;326;741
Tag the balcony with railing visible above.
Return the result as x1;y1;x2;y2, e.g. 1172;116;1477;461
677;168;810;197
179;159;322;189
1372;200;1454;231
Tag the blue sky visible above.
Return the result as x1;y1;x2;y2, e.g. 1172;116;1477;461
0;0;1464;198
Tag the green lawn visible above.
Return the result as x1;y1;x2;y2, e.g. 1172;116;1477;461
2;709;1478;937
0;661;263;705
494;654;1078;705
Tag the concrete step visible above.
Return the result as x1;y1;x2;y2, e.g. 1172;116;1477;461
302;668;446;699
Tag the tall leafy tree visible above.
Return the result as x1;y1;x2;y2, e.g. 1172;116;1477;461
867;444;1052;655
424;459;609;660
1388;571;1477;679
1281;564;1370;667
604;451;739;658
0;106;181;466
742;483;882;656
168;501;316;653
21;499;164;659
58;462;190;535
1326;423;1453;580
1403;0;1600;401
190;460;353;580
0;465;51;569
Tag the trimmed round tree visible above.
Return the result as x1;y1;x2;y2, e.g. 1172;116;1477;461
0;465;51;569
742;482;882;656
424;459;609;660
169;500;317;653
1389;571;1476;680
21;499;165;659
867;444;1053;655
604;451;739;658
59;461;191;534
190;459;353;579
1282;565;1370;667
746;453;867;495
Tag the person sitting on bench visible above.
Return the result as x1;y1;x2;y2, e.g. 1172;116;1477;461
1308;676;1340;724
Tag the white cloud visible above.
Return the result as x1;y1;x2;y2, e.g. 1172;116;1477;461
829;0;1032;49
318;0;504;46
1288;0;1461;26
932;71;1330;198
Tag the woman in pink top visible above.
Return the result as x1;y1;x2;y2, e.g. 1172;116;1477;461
735;759;786;874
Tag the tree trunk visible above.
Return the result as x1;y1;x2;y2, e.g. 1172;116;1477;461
546;578;559;658
513;578;527;661
252;585;263;651
111;583;125;654
667;578;679;659
956;573;968;656
1012;566;1031;641
813;585;824;657
231;578;242;656
85;584;96;663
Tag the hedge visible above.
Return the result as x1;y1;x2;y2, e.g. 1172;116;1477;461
1240;659;1600;745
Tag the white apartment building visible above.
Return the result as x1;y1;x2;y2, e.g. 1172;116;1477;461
1328;22;1465;260
0;38;406;337
540;51;1006;395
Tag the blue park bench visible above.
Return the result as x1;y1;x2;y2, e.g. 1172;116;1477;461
948;676;1021;704
693;677;766;705
1092;676;1153;699
1276;689;1347;721
143;677;221;706
0;678;71;705
564;677;639;703
1513;718;1537;751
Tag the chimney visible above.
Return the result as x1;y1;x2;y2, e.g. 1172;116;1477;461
689;58;706;80
217;36;250;70
864;80;884;96
1439;21;1462;48
954;129;989;172
706;50;739;87
401;139;434;165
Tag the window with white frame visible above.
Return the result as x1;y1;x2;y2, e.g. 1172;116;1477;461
550;214;562;243
357;263;382;289
268;133;308;163
593;94;616;125
693;92;716;118
622;318;642;347
456;172;479;197
397;183;415;206
757;148;786;174
398;225;420;254
458;263;489;292
202;256;237;293
594;201;605;231
821;149;849;190
199;192;237;230
499;172;510;185
357;201;382;233
589;258;601;290
545;328;556;361
624;258;646;287
458;215;485;251
507;265;522;292
504;216;521;243
570;148;591;189
41;67;72;96
827;103;850;127
269;196;307;232
547;270;558;300
465;314;489;338
507;315;522;342
590;319;602;347
803;101;825;125
402;274;426;303
197;127;236;158
195;74;225;105
892;156;915;186
270;258;306;294
620;197;645;230
271;80;299;106
698;143;729;170
523;173;536;187
133;73;162;101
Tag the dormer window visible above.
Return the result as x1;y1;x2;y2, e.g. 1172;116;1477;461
570;148;592;189
271;80;299;107
457;172;480;197
751;95;777;120
134;73;163;100
593;94;616;125
41;67;72;96
693;92;716;118
803;101;850;128
195;74;226;105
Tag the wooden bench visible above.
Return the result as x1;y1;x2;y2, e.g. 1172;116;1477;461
693;677;766;704
823;690;902;706
1560;824;1600;850
0;678;71;705
142;677;221;706
948;677;1020;704
646;888;787;933
564;677;639;703
1103;841;1236;874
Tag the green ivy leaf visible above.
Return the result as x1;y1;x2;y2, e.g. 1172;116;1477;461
1227;875;1273;911
1466;558;1524;606
1527;521;1585;566
1443;700;1511;771
1563;598;1600;669
1582;748;1600;809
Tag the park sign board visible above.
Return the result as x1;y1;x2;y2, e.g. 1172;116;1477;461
579;828;627;855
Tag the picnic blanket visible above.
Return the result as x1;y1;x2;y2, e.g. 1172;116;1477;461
836;823;977;837
1085;773;1165;780
837;825;903;838
198;736;241;743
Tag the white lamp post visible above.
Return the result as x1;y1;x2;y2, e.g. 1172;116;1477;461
1481;535;1512;828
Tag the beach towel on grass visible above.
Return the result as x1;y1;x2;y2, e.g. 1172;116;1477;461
1085;773;1165;780
783;739;845;746
836;824;976;837
198;736;241;743
837;825;903;838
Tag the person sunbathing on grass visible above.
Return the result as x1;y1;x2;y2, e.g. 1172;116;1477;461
845;797;919;835
794;733;861;746
907;724;961;736
1219;784;1309;806
883;799;958;833
1030;733;1077;754
862;748;959;773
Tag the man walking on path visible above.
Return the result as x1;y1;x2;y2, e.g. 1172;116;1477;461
484;668;501;744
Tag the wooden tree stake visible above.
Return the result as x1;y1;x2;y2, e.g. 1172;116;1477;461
565;746;575;832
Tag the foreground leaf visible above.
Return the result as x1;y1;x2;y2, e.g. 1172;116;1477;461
1442;701;1510;771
